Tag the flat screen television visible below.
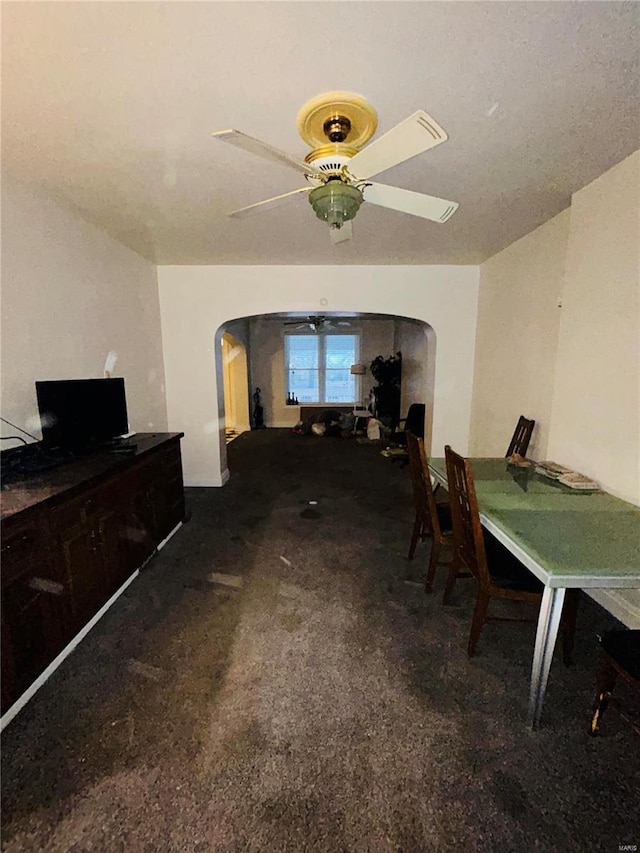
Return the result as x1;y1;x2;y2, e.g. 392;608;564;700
35;378;129;451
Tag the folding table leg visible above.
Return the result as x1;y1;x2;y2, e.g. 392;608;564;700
528;586;566;729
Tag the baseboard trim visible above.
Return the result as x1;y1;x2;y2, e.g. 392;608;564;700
157;521;183;551
0;569;140;733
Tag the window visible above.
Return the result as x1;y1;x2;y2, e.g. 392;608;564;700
285;334;359;404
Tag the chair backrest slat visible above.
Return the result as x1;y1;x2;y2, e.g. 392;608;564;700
506;415;535;457
407;432;442;540
445;445;490;585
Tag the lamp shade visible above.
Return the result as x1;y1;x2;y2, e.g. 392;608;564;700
350;363;367;375
309;181;363;229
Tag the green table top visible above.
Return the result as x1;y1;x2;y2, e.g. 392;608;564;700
429;458;640;586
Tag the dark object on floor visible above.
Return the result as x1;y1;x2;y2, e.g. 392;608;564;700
406;433;458;594
444;444;578;660
389;403;425;447
299;406;353;424
300;507;321;519
294;409;344;437
590;629;640;736
506;415;535;458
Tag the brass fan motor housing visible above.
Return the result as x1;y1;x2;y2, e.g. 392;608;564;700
304;143;359;166
296;91;378;151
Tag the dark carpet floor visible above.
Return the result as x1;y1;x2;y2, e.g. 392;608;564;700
2;429;639;852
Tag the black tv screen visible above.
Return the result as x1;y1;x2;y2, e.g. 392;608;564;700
36;378;129;450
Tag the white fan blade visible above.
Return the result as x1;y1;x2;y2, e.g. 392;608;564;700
330;221;353;244
346;111;448;180
229;187;311;219
212;130;324;179
363;182;458;223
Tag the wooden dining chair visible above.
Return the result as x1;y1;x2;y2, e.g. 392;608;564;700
506;415;535;458
406;433;468;594
590;629;640;736
444;444;578;658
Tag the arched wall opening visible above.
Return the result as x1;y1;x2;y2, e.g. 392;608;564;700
214;312;437;479
157;265;480;486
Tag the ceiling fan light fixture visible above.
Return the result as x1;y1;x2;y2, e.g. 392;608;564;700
216;92;458;240
308;180;363;229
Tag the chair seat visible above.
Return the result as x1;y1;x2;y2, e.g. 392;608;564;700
601;630;640;680
484;532;544;594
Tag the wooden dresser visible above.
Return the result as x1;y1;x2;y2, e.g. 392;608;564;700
1;433;185;716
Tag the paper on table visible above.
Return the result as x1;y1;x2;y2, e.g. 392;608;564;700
557;471;599;490
535;461;574;479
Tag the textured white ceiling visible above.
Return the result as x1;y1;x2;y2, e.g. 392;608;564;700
2;1;638;265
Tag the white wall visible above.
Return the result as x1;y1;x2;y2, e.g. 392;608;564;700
554;153;640;626
469;152;640;627
469;210;570;460
394;318;435;448
471;151;639;504
1;179;168;443
548;151;640;504
157;266;479;486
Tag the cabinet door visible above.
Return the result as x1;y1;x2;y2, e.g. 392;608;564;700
51;494;107;632
151;442;186;541
1;516;69;712
58;520;105;630
93;491;130;595
122;458;158;570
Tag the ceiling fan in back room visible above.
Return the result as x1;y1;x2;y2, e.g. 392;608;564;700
212;91;459;245
282;315;353;332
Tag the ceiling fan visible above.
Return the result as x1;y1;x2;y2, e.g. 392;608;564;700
212;91;459;244
283;315;351;332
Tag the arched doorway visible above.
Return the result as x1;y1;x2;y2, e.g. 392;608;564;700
158;264;480;487
217;312;436;480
